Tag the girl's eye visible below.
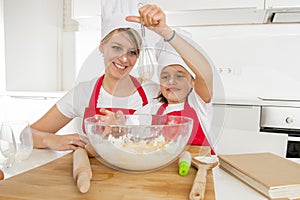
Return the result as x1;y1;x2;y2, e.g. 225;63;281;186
161;75;169;80
177;74;185;78
128;50;137;56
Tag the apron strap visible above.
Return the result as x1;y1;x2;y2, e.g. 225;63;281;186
130;75;148;106
157;103;168;115
88;75;104;110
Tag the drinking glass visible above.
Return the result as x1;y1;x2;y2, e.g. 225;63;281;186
0;123;16;168
1;121;33;162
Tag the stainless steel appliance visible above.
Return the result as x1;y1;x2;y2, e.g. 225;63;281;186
260;105;300;158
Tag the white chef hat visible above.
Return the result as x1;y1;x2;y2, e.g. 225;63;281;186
101;0;145;40
156;28;196;79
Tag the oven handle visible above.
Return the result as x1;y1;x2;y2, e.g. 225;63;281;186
260;127;300;137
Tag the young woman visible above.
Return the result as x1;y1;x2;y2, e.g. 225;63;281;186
30;0;159;151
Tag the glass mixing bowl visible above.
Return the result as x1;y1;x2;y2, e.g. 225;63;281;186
84;114;194;172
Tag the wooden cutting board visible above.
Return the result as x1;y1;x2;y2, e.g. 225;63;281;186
0;146;215;200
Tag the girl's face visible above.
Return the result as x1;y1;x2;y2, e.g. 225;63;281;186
99;32;138;79
160;65;194;104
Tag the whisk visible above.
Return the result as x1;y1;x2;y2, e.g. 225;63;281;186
137;24;156;82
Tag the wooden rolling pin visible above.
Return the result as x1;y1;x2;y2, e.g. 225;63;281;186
73;148;92;193
85;143;98;158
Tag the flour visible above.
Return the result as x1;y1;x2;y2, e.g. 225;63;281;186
88;132;189;172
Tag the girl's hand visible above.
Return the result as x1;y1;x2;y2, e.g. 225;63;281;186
126;4;172;38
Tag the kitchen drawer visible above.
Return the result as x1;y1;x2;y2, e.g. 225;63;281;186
212;104;261;131
260;106;300;129
209;104;261;149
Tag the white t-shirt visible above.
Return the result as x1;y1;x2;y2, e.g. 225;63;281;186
56;77;159;119
134;90;213;144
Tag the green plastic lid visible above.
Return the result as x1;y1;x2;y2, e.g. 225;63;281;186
178;161;190;176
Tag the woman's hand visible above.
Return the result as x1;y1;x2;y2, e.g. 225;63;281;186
48;134;87;151
45;133;87;151
126;4;173;40
31;104;87;151
32;128;87;151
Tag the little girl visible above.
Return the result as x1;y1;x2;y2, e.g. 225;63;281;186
134;29;215;154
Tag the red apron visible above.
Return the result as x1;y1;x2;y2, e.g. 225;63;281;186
156;102;215;155
82;74;148;133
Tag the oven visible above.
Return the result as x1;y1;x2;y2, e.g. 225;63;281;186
260;105;300;158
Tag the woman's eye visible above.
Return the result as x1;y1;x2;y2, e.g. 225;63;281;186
128;50;137;56
112;45;122;51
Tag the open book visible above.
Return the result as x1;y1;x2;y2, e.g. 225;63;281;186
218;153;300;199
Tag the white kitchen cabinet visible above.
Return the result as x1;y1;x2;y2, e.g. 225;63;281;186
265;1;300;23
265;0;300;9
72;0;101;19
69;0;101;31
71;0;267;27
211;104;261;132
3;0;63;92
210;102;290;157
147;0;264;10
208;104;261;151
148;0;266;26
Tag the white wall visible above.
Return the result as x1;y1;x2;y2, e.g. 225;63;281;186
3;0;300;101
185;24;300;101
0;95;59;124
0;0;5;93
73;24;300;101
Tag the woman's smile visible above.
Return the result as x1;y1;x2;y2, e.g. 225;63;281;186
114;62;127;70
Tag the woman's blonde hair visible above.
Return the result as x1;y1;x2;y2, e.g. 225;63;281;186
102;28;142;57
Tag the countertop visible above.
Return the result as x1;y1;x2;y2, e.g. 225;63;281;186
1;149;70;179
1;146;293;200
0;146;215;200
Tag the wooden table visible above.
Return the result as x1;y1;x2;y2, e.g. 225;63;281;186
0;146;215;200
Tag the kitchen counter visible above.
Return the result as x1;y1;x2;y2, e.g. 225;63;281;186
0;146;215;200
1;149;70;179
1;146;292;200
